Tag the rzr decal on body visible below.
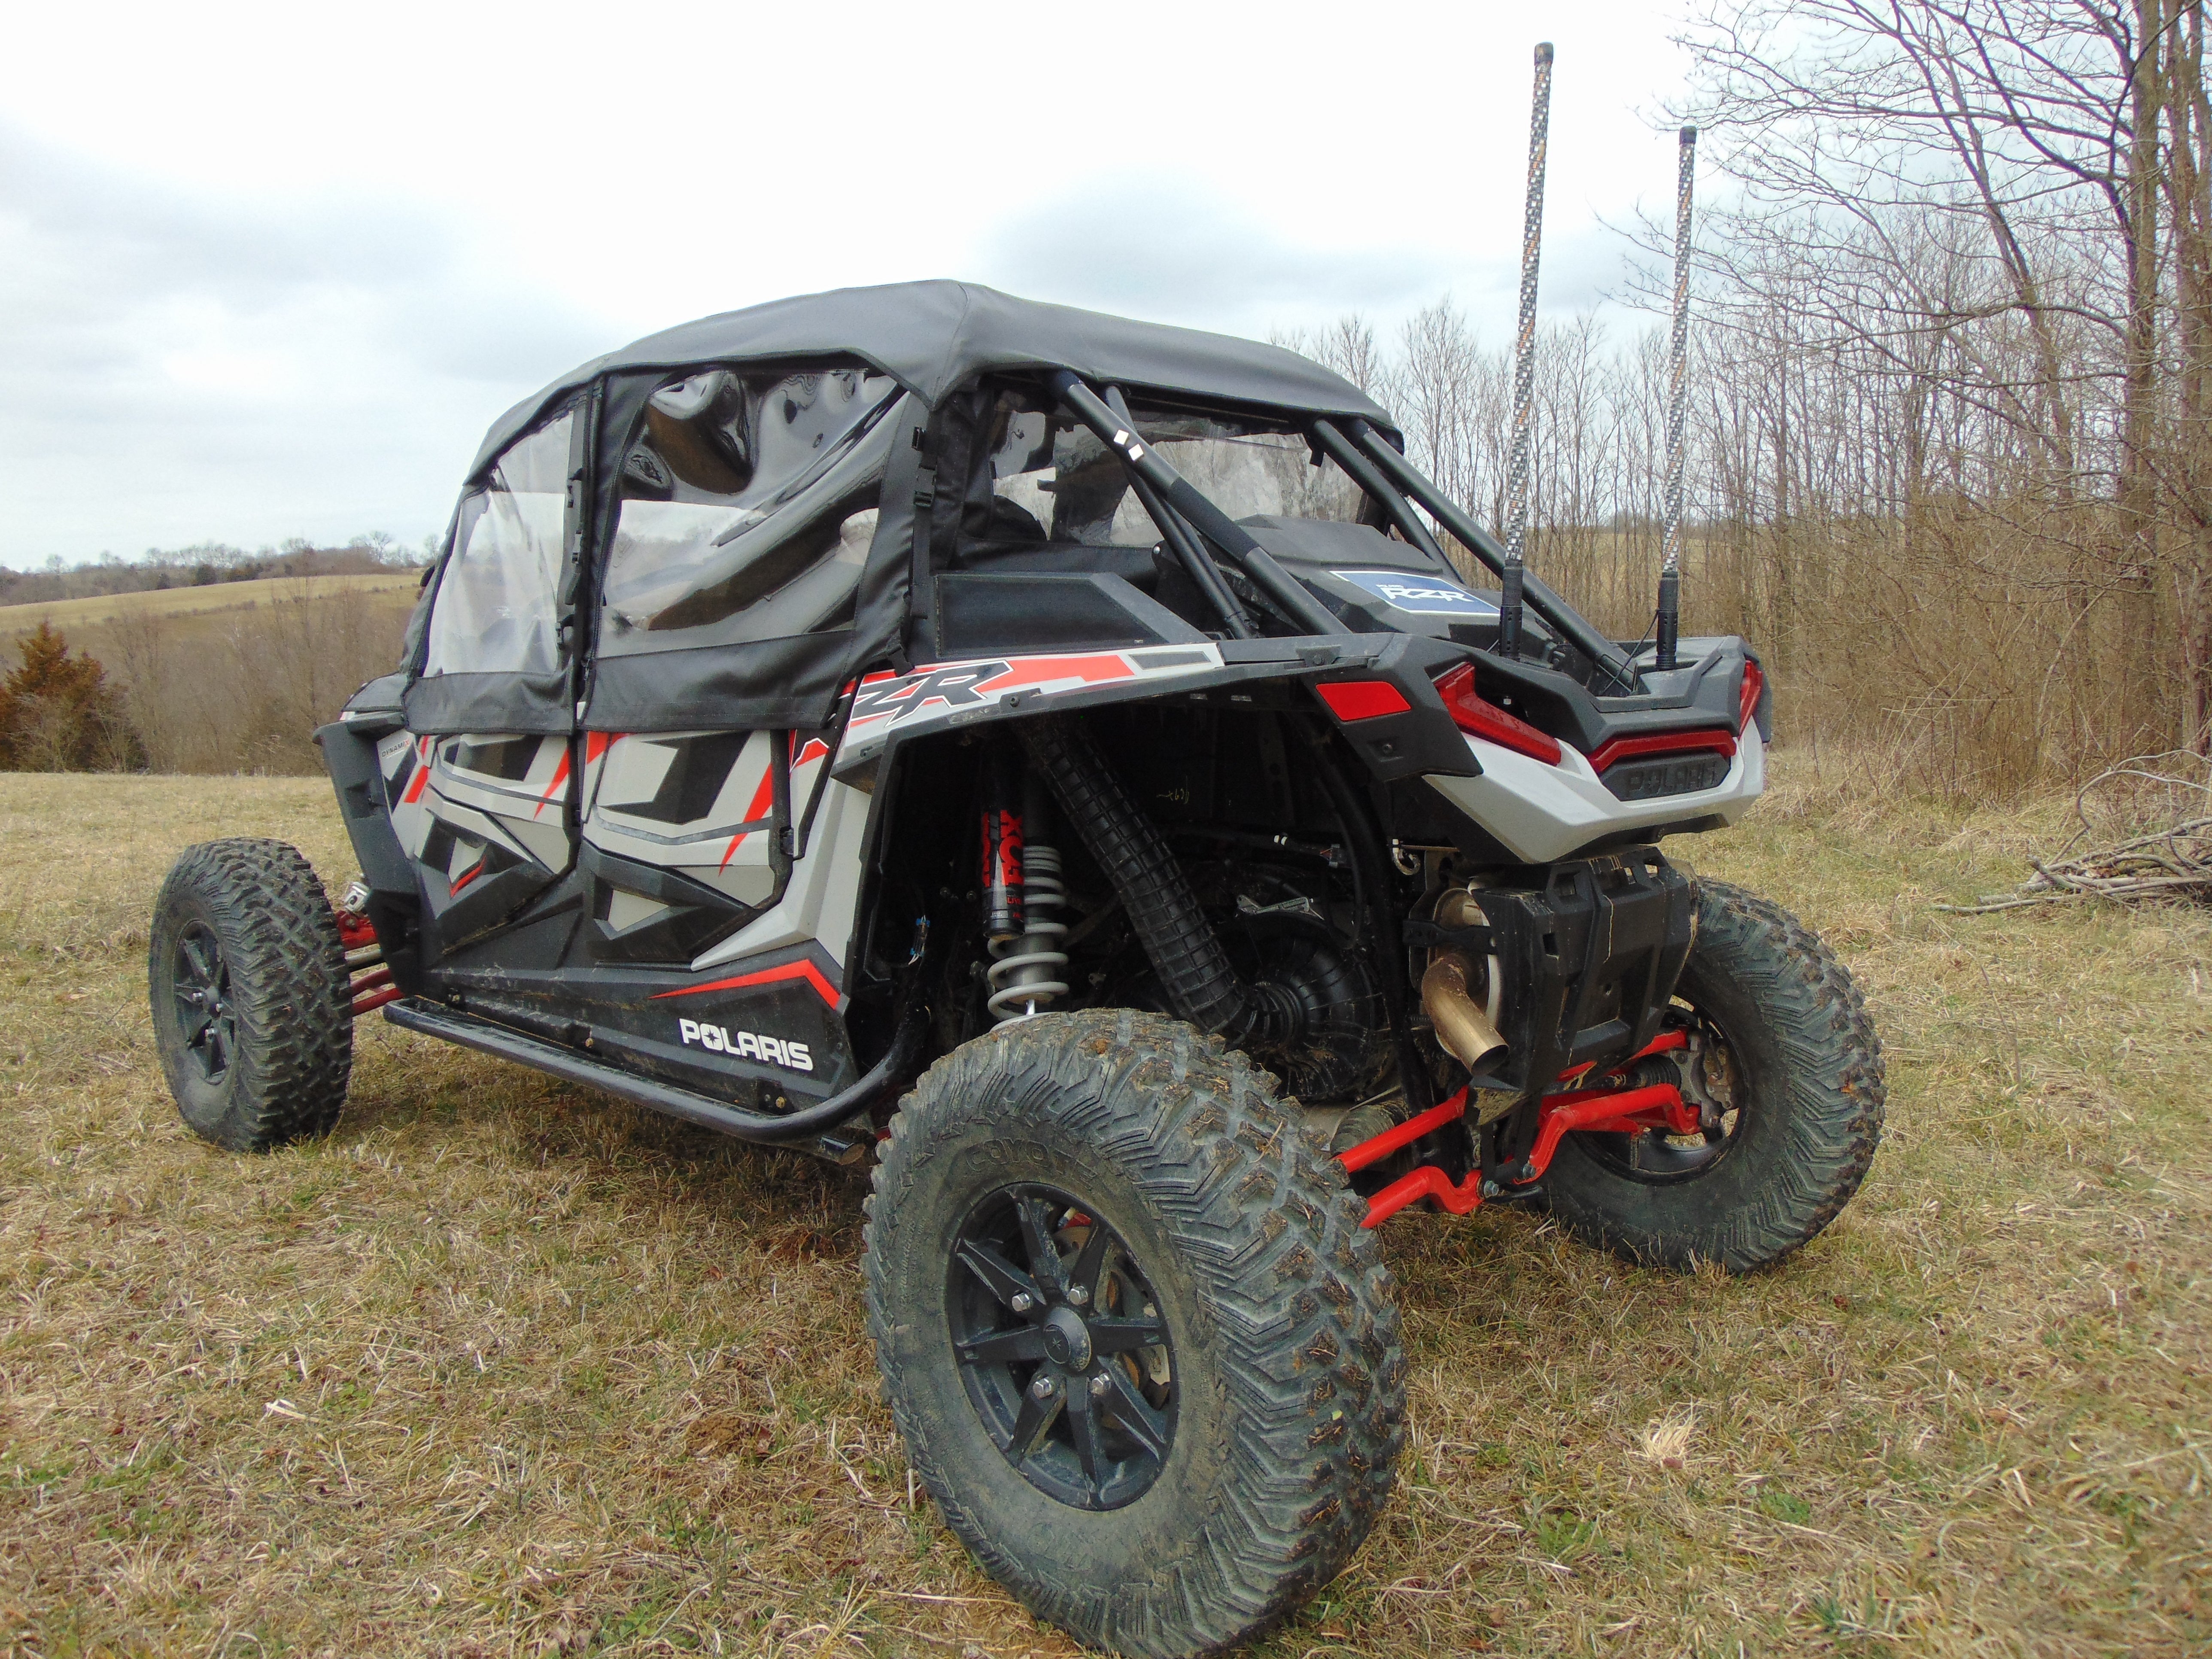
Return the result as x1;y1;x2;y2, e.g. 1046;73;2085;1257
839;647;1221;764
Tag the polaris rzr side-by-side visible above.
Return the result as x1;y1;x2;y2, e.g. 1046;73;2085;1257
149;281;1883;1659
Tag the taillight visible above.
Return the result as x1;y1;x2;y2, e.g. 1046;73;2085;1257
1585;729;1736;774
1433;663;1562;765
1313;679;1412;721
1738;660;1764;733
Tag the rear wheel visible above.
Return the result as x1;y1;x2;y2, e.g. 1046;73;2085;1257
1540;880;1884;1272
148;838;352;1152
865;1009;1405;1659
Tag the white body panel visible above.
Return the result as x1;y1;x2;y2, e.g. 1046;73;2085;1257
1426;725;1765;863
690;778;872;975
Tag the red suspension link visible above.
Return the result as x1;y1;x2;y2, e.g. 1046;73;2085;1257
1338;1089;1468;1174
349;966;399;1017
1339;1028;1696;1228
336;899;395;1016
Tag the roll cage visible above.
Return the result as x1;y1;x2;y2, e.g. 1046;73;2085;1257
1041;369;1638;693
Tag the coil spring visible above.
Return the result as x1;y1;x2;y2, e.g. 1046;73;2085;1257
986;843;1070;1024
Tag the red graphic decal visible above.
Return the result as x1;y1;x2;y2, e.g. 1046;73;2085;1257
532;748;571;817
449;857;484;894
846;653;1145;731
585;732;614;764
651;958;839;1008
402;736;434;804
972;653;1138;696
717;764;780;871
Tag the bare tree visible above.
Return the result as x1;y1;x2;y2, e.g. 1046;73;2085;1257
1664;0;2210;753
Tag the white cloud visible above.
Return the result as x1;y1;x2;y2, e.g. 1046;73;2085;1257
0;0;1698;565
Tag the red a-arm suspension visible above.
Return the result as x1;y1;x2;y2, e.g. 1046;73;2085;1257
1341;1030;1696;1228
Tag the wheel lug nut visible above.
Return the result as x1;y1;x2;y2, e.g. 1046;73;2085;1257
1011;1291;1036;1314
1089;1372;1111;1398
1030;1374;1057;1399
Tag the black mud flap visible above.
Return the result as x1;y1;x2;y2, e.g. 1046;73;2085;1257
315;719;425;994
1458;849;1697;1098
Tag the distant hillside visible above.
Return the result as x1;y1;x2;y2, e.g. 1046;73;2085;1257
0;572;422;639
0;541;424;609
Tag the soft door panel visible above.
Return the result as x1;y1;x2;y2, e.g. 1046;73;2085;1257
580;730;813;961
378;730;575;951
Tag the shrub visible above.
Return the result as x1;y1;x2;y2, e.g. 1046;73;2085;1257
0;623;144;772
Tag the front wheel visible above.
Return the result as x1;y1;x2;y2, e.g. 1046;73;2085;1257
864;1009;1405;1659
1540;880;1884;1272
148;838;352;1152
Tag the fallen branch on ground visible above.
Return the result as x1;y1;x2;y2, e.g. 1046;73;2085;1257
1936;754;2212;913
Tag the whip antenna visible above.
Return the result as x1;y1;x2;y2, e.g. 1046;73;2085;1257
1498;40;1553;662
1656;124;1697;672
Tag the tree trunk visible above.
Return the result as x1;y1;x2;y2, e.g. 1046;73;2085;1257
2118;0;2168;752
2164;2;2212;752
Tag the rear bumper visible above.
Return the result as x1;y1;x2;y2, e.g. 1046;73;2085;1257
1424;725;1765;863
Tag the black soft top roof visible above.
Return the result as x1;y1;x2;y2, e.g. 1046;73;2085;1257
468;280;1399;479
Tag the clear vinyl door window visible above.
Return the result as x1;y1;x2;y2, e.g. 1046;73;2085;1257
424;411;574;677
598;366;899;656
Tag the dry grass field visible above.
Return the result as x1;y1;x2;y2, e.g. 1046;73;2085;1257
0;575;420;641
1;763;2206;1657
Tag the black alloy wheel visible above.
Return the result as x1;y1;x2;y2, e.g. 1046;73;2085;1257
865;1009;1407;1659
948;1184;1174;1510
170;922;237;1083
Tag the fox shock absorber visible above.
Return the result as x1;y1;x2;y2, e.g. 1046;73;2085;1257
980;748;1024;946
986;769;1070;1024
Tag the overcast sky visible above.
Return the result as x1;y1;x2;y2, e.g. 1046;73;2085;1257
0;0;1698;566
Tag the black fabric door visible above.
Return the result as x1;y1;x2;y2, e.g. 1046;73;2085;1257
392;401;592;954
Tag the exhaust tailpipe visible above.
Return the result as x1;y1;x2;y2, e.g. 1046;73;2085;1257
1420;951;1506;1070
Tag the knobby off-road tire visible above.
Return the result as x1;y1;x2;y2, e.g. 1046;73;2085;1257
1542;880;1884;1273
148;838;352;1152
864;1009;1406;1659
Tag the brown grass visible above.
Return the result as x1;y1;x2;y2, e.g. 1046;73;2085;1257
0;575;419;641
1;759;2206;1656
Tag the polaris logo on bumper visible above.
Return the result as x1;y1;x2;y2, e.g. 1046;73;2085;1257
678;1019;813;1072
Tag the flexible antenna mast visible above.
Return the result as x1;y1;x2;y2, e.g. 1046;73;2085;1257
1656;124;1697;672
1498;40;1553;662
